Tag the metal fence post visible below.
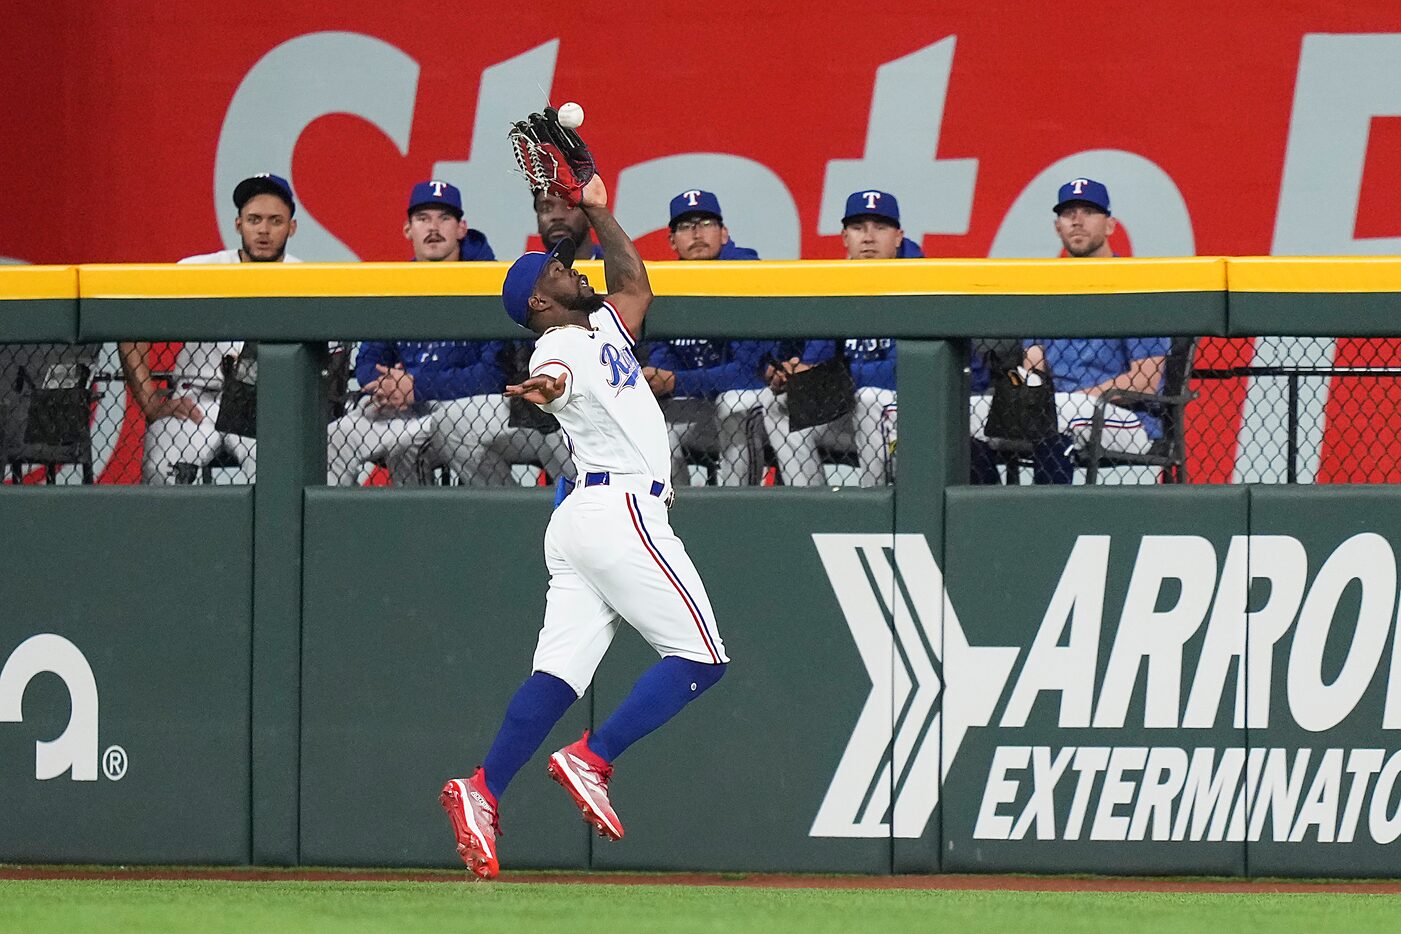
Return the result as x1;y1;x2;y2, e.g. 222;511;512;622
892;336;968;873
251;341;325;865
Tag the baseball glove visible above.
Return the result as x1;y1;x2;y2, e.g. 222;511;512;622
509;107;596;206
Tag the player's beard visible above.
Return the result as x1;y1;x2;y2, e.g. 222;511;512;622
567;292;606;312
241;235;286;262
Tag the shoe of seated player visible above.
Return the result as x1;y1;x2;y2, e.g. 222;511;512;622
547;730;624;841
440;768;501;879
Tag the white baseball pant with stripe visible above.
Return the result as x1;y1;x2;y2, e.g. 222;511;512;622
532;479;728;697
763;386;898;486
970;391;1154;453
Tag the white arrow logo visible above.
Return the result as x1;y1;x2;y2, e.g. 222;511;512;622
810;534;1019;838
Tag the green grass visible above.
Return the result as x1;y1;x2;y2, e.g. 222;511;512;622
2;880;1401;934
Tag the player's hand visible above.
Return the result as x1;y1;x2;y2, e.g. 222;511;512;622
642;367;675;397
766;357;805;392
144;395;203;424
579;175;608;210
1023;344;1046;372
505;373;567;405
370;364;416;411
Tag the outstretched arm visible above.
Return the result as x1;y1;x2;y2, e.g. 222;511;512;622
579;176;652;338
505;373;568;407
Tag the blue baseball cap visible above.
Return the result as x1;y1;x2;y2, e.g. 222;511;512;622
233;174;295;216
408;179;463;218
501;237;575;327
1054;178;1111;215
669;189;723;228
842;190;900;225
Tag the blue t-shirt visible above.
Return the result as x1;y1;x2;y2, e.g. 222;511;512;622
641;239;772;396
359;230;503;401
458;229;495;261
783;338;897;390
1038;337;1172;438
781;238;924;391
354;340;507;402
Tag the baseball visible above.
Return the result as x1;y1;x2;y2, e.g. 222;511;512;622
557;102;585;129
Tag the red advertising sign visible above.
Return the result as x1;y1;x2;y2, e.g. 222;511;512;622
5;3;1401;483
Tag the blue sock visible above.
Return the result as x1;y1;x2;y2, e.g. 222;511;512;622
588;657;726;763
482;671;578;801
1032;434;1076;485
969;438;1000;485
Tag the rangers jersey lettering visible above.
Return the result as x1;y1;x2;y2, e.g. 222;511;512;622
528;303;671;480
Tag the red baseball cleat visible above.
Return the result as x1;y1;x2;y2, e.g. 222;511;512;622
547;731;624;841
440;768;501;879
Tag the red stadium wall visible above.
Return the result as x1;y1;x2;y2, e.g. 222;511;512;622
5;2;1401;484
8;2;1401;264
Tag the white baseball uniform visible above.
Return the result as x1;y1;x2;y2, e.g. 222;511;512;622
327;394;432;486
526;303;728;696
763;386;896;487
142;249;303;484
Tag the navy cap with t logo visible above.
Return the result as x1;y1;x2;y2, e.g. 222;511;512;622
669;189;723;228
842;190;900;225
1054;178;1111;215
501;238;576;327
408;179;464;218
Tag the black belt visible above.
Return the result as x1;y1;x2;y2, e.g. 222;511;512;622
583;472;667;498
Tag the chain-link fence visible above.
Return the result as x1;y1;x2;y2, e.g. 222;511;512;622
0;342;123;484
8;335;1401;488
325;336;898;489
1188;335;1401;485
969;335;1189;486
326;339;570;487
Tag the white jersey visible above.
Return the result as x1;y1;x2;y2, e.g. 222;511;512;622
172;249;302;392
528;302;670;481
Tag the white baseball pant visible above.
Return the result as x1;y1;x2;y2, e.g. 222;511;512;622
532;478;728;697
467;395;572;485
969;391;1153;453
142;391;256;484
327;397;432;486
763;386;897;486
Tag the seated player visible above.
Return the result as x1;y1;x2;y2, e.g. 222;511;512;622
328;180;504;485
639;190;771;485
119;173;300;484
763;190;921;486
970;179;1168;483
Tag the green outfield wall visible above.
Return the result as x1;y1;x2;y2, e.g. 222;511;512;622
4;259;1401;875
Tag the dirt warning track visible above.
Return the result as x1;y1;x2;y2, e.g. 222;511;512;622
3;866;1401;894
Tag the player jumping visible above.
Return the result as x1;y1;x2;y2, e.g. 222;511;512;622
440;109;729;880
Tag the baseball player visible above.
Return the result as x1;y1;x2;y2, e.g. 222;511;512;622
119;173;300;484
534;188;603;261
969;178;1168;482
440;169;728;880
327;180;505;486
457;190;602;484
763;189;922;486
640;189;770;486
